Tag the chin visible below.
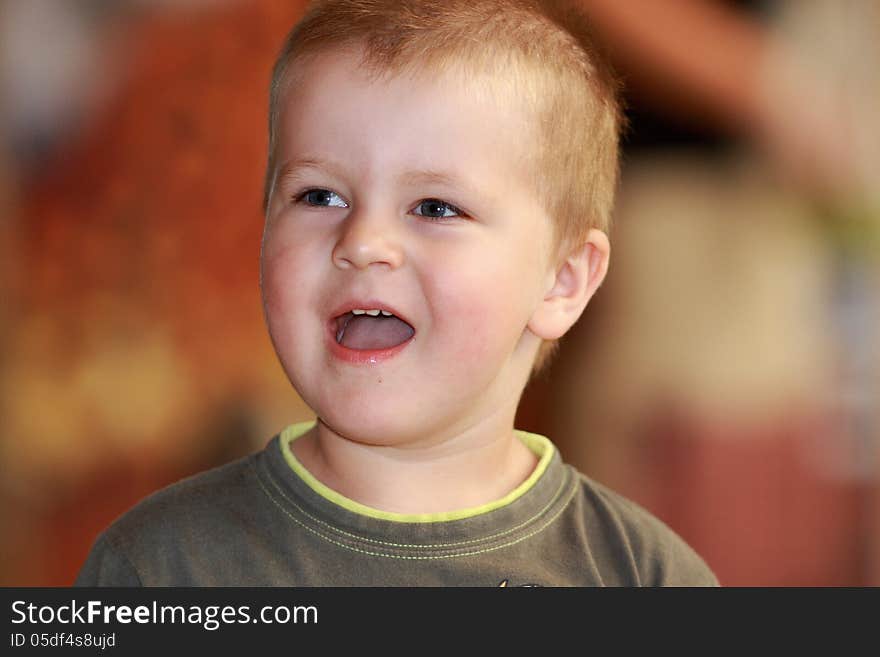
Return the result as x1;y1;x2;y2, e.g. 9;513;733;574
316;410;416;447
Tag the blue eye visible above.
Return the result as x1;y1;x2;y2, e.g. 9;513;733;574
293;189;463;220
295;189;348;208
413;199;463;220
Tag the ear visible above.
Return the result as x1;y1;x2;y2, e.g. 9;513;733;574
527;229;610;340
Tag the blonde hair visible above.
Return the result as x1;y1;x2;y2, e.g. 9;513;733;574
263;0;621;375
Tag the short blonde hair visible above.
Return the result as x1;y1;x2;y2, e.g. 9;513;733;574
263;0;621;375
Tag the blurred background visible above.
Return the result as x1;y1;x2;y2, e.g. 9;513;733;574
1;0;878;586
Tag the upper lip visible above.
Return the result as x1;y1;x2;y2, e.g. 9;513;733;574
328;300;415;328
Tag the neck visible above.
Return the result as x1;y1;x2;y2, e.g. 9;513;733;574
291;410;540;515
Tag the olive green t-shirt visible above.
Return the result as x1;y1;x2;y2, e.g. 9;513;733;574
75;421;718;586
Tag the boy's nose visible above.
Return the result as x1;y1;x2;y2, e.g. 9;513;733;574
331;208;405;270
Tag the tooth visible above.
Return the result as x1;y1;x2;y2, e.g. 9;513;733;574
351;309;366;315
365;309;380;316
380;310;392;316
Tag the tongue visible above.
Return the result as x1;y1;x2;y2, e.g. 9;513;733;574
339;315;415;350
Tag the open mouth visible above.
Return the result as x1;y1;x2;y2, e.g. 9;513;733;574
334;309;415;351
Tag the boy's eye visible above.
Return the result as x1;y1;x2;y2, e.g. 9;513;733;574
412;199;463;220
296;188;349;208
294;189;463;220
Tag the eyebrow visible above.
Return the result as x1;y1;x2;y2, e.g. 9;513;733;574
275;157;485;200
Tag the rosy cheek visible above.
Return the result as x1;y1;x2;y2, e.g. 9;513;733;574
430;288;497;361
260;273;286;319
450;276;533;363
260;247;304;318
455;321;491;356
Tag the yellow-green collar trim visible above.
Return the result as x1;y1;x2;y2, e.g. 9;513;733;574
278;420;555;523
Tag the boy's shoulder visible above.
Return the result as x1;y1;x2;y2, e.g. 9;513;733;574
567;466;719;586
111;450;261;535
75;448;267;586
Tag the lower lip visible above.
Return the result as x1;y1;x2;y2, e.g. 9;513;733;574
326;321;415;365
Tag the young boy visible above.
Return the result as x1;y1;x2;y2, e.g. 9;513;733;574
76;0;717;586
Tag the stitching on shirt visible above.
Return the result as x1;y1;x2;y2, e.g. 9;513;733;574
254;464;579;559
258;460;570;549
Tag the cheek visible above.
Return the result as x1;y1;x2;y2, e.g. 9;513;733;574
425;255;533;363
260;237;314;322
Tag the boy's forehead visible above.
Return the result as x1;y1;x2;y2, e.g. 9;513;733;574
276;47;540;190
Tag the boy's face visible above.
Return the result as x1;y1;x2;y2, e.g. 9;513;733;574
261;47;559;446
